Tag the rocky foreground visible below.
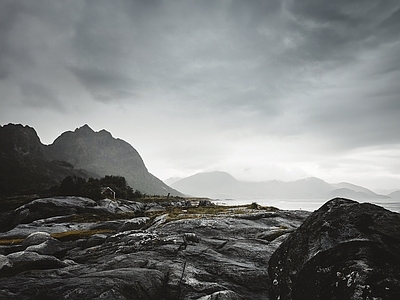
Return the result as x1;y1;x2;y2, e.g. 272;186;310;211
0;197;399;300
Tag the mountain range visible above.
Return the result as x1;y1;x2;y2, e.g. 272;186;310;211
2;123;398;202
0;123;181;197
170;171;397;201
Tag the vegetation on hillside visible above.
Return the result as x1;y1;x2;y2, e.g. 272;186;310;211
56;175;144;200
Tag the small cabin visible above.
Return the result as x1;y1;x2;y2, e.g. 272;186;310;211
101;187;116;199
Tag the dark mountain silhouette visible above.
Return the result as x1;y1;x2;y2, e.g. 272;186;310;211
0;124;87;196
171;171;389;200
0;124;181;197
45;124;181;196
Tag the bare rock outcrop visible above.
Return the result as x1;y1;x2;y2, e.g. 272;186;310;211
268;198;400;300
0;196;309;299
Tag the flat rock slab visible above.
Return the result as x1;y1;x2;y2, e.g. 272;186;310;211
0;196;310;299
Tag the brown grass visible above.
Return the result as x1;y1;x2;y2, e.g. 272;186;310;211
0;238;24;245
51;229;115;241
150;204;279;222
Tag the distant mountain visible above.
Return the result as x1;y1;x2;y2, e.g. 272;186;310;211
164;177;183;186
171;171;389;200
332;182;383;197
171;171;241;198
329;182;388;200
0;123;182;197
327;188;386;201
388;190;400;200
0;124;87;196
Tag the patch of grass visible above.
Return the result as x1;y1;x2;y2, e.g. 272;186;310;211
138;195;187;203
51;229;114;241
0;238;24;245
66;212;140;223
150;204;279;223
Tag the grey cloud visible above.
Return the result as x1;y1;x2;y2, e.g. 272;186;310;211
284;0;400;63
305;91;400;149
70;67;137;102
20;81;64;111
0;1;20;80
377;5;400;40
1;0;400;161
67;0;289;110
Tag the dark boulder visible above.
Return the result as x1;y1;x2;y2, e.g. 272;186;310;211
4;251;67;276
15;196;99;224
268;198;400;300
84;233;107;249
22;231;53;247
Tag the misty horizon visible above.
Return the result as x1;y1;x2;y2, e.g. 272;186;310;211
5;122;399;196
1;1;400;192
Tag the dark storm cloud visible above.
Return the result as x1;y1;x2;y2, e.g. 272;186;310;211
1;0;400;153
283;0;400;63
268;0;400;148
0;1;20;80
70;67;137;102
20;81;63;110
64;0;290;111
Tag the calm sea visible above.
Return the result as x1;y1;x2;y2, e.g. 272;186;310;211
213;198;400;213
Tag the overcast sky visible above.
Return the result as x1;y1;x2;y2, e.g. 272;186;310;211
1;0;400;192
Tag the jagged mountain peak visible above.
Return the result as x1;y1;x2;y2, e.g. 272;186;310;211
0;123;182;196
0;123;89;195
58;124;112;140
73;125;113;139
45;125;181;196
0;123;44;157
74;124;95;134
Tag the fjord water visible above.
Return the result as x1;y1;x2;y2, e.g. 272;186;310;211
213;198;400;213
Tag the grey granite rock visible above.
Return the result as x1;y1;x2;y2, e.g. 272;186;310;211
0;254;12;272
5;251;67;276
118;217;150;231
197;290;245;300
25;238;64;256
0;196;312;299
22;231;53;246
268;198;400;300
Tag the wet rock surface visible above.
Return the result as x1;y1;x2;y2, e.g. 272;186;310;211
0;196;308;299
268;198;400;300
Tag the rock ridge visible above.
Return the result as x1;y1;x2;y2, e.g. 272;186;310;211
268;198;400;300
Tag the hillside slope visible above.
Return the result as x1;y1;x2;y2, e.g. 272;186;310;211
0;124;181;197
0;124;87;196
45;125;181;196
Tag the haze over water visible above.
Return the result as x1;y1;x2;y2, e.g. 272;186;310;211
213;198;400;213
